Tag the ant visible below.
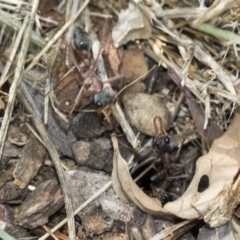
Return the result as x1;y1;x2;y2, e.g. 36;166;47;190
65;27;104;118
57;27;120;119
151;116;187;204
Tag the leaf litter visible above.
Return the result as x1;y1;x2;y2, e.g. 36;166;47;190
0;0;240;239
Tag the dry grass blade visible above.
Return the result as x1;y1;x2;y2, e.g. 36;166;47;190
0;9;45;47
0;15;28;88
193;0;240;26
168;70;223;148
149;220;197;240
0;0;39;161
90;34;141;150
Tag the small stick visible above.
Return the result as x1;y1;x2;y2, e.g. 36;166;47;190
113;65;156;101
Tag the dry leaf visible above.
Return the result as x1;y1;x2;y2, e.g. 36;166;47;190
112;3;152;47
164;107;240;227
111;134;168;215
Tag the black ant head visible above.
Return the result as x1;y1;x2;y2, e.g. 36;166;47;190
153;135;171;153
160;192;169;205
153;116;171;153
94;87;115;106
73;27;92;52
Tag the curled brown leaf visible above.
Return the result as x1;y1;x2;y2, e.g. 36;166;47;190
111;134;168;216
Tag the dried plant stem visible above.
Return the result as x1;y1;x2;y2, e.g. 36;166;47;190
91;35;141;150
26;0;89;72
156;7;205;18
171;92;184;122
0;15;28;88
194;44;237;96
0;0;38;161
18;82;76;240
150;220;196;240
0;9;45;47
65;0;73;26
112;103;141;149
193;0;240;26
42;225;58;240
65;0;78;43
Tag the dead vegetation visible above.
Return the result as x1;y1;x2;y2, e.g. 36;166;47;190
1;0;240;239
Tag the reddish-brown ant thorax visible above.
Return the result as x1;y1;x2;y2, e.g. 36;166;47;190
73;27;92;52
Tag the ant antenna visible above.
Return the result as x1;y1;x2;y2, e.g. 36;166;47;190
113;65;156;101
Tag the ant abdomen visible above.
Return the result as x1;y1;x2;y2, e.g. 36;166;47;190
73;27;92;52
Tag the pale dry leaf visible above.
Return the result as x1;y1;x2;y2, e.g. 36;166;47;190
111;141;130;203
111;134;168;215
164;107;240;227
112;3;152;47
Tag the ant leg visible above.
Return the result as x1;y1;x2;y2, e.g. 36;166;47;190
167;174;189;181
172;179;187;196
150;169;165;182
67;84;86;119
65;41;85;84
45;66;76;97
104;74;124;84
159;179;171;191
99;105;113;125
